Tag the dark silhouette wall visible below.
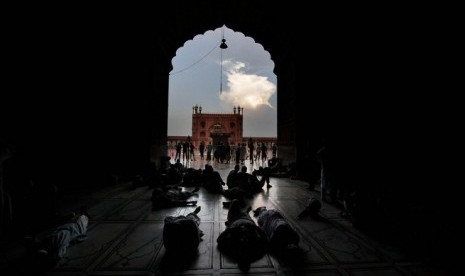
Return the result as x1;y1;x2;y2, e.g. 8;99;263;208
2;2;459;270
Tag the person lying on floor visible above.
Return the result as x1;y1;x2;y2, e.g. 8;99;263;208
163;206;204;253
297;197;322;219
253;206;300;253
222;185;249;200
24;206;90;269
152;186;199;210
217;199;267;269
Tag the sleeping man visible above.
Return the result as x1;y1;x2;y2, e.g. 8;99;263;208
163;206;204;253
23;207;91;271
253;206;300;253
217;199;268;269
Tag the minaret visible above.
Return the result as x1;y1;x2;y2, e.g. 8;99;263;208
233;106;236;114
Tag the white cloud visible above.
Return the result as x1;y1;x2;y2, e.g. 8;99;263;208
219;60;276;109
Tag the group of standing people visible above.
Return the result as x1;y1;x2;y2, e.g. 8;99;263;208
170;139;278;166
174;139;196;162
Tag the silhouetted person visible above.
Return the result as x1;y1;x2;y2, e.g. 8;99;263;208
317;145;336;202
182;167;203;187
248;138;254;164
190;142;196;161
253;206;300;253
226;164;240;189
217;199;267;270
201;164;225;194
199;141;205;160
182;141;189;162
173;158;185;172
25;207;90;270
175;142;182;161
206;142;213;161
255;142;261;162
261;143;267;163
235;144;241;164
163;206;203;253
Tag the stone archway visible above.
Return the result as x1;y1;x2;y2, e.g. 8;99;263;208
153;8;299;167
209;123;230;146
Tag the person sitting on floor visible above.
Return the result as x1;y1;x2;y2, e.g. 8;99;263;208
217;199;267;270
151;186;199;210
163;206;204;253
226;164;241;189
182;167;203;187
201;164;225;194
252;166;272;188
236;166;269;194
253;206;300;253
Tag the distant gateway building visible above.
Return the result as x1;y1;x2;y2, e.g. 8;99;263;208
167;105;276;152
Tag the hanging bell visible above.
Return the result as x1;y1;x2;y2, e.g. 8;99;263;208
220;39;228;49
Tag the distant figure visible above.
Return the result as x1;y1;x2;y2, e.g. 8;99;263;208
206;142;213;161
175;142;182;161
235;144;241;164
173;158;185;172
182;141;189;162
248;138;254;164
240;143;246;164
217;199;267;269
253;206;300;253
317;145;336;202
163;206;204;253
272;143;277;158
199;141;205;160
255;142;261;162
261;143;267;163
236;166;268;193
190;142;196;161
252;166;271;188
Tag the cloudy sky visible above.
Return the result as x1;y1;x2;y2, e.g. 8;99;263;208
168;26;277;137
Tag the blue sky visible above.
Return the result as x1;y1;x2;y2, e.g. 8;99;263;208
168;26;277;137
